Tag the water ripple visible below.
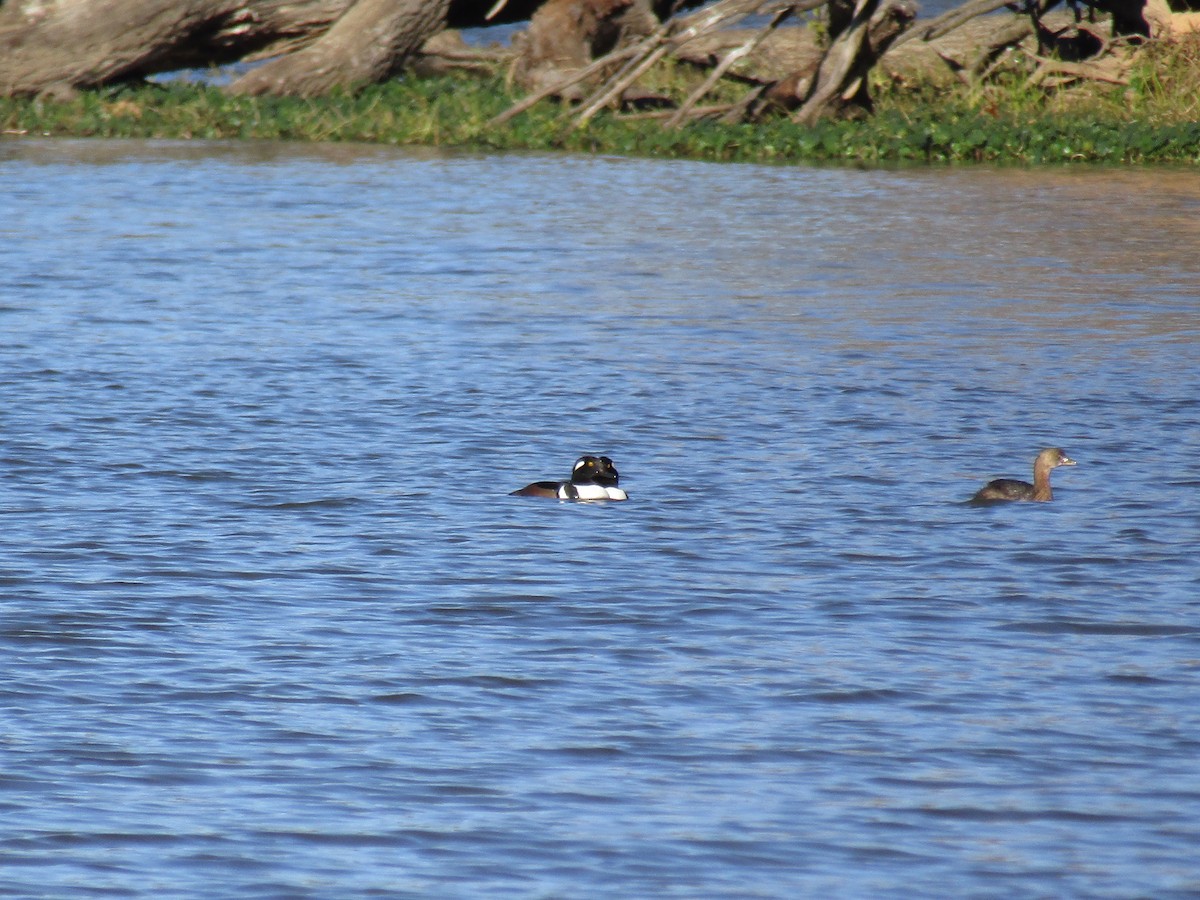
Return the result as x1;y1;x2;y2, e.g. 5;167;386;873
1;142;1198;898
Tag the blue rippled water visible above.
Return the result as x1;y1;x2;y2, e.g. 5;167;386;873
2;140;1199;897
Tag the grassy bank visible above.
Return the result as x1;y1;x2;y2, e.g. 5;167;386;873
3;35;1200;164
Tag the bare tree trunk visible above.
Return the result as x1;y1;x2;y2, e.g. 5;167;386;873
0;0;351;96
0;0;500;98
0;0;321;96
791;0;915;123
228;0;450;97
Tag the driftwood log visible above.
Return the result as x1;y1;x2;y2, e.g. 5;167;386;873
0;0;334;96
789;0;917;123
491;0;1192;125
0;0;711;97
0;0;516;97
493;0;918;127
675;7;1132;88
493;0;824;126
0;0;1185;105
226;0;449;96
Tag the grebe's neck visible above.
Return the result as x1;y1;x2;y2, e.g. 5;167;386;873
1032;458;1054;501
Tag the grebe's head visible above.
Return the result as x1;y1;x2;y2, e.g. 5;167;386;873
1038;448;1076;468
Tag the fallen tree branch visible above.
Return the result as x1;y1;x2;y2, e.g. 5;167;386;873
891;0;1012;47
720;82;771;122
792;0;914;123
793;0;879;122
1026;50;1130;84
571;0;801;126
487;39;649;126
573;43;674;123
664;3;797;127
227;0;448;96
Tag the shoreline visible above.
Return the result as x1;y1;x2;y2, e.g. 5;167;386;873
3;44;1199;166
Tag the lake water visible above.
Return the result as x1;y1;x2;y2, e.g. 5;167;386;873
2;139;1198;898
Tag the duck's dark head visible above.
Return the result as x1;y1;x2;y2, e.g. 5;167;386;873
571;455;620;486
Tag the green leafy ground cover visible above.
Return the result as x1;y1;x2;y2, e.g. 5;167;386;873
3;35;1199;164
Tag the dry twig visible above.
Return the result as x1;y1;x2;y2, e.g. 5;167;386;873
571;0;802;126
487;40;649;126
664;4;798;127
891;0;1013;47
1026;51;1130;85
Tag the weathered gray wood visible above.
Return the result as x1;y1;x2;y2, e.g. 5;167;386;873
487;41;648;126
228;0;449;96
891;0;1011;48
792;0;879;123
569;0;799;124
664;3;796;127
0;0;273;95
791;0;915;123
0;0;353;96
676;9;1093;85
0;0;532;97
572;43;673;123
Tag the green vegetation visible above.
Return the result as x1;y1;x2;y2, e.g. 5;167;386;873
3;34;1200;164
